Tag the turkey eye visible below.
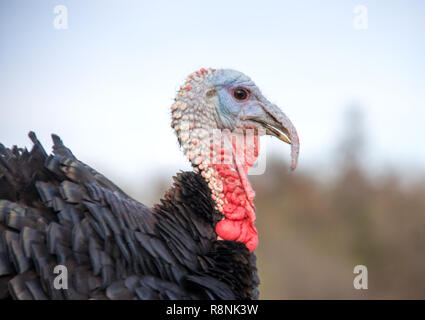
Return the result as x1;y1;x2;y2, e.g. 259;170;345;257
233;88;250;101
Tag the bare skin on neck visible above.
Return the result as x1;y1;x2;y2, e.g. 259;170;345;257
170;68;299;252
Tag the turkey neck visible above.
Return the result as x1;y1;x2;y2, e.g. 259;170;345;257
171;68;258;252
208;129;259;252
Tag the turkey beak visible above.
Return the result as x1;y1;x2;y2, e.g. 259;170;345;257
260;102;300;170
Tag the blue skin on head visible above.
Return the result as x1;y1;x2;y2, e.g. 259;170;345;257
208;69;274;130
193;68;298;170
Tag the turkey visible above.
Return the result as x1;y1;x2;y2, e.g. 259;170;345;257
0;68;299;300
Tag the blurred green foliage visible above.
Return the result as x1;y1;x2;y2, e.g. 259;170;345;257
142;107;425;299
253;157;425;299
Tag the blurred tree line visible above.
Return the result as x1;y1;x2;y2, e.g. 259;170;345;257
144;105;425;299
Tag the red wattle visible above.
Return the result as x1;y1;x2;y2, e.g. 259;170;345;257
211;134;259;252
215;219;241;241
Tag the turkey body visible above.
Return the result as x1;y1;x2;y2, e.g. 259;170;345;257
0;133;259;300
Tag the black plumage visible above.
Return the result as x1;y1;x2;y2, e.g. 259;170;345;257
0;132;259;300
0;68;301;300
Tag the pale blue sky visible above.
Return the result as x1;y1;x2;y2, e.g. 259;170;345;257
1;1;425;197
